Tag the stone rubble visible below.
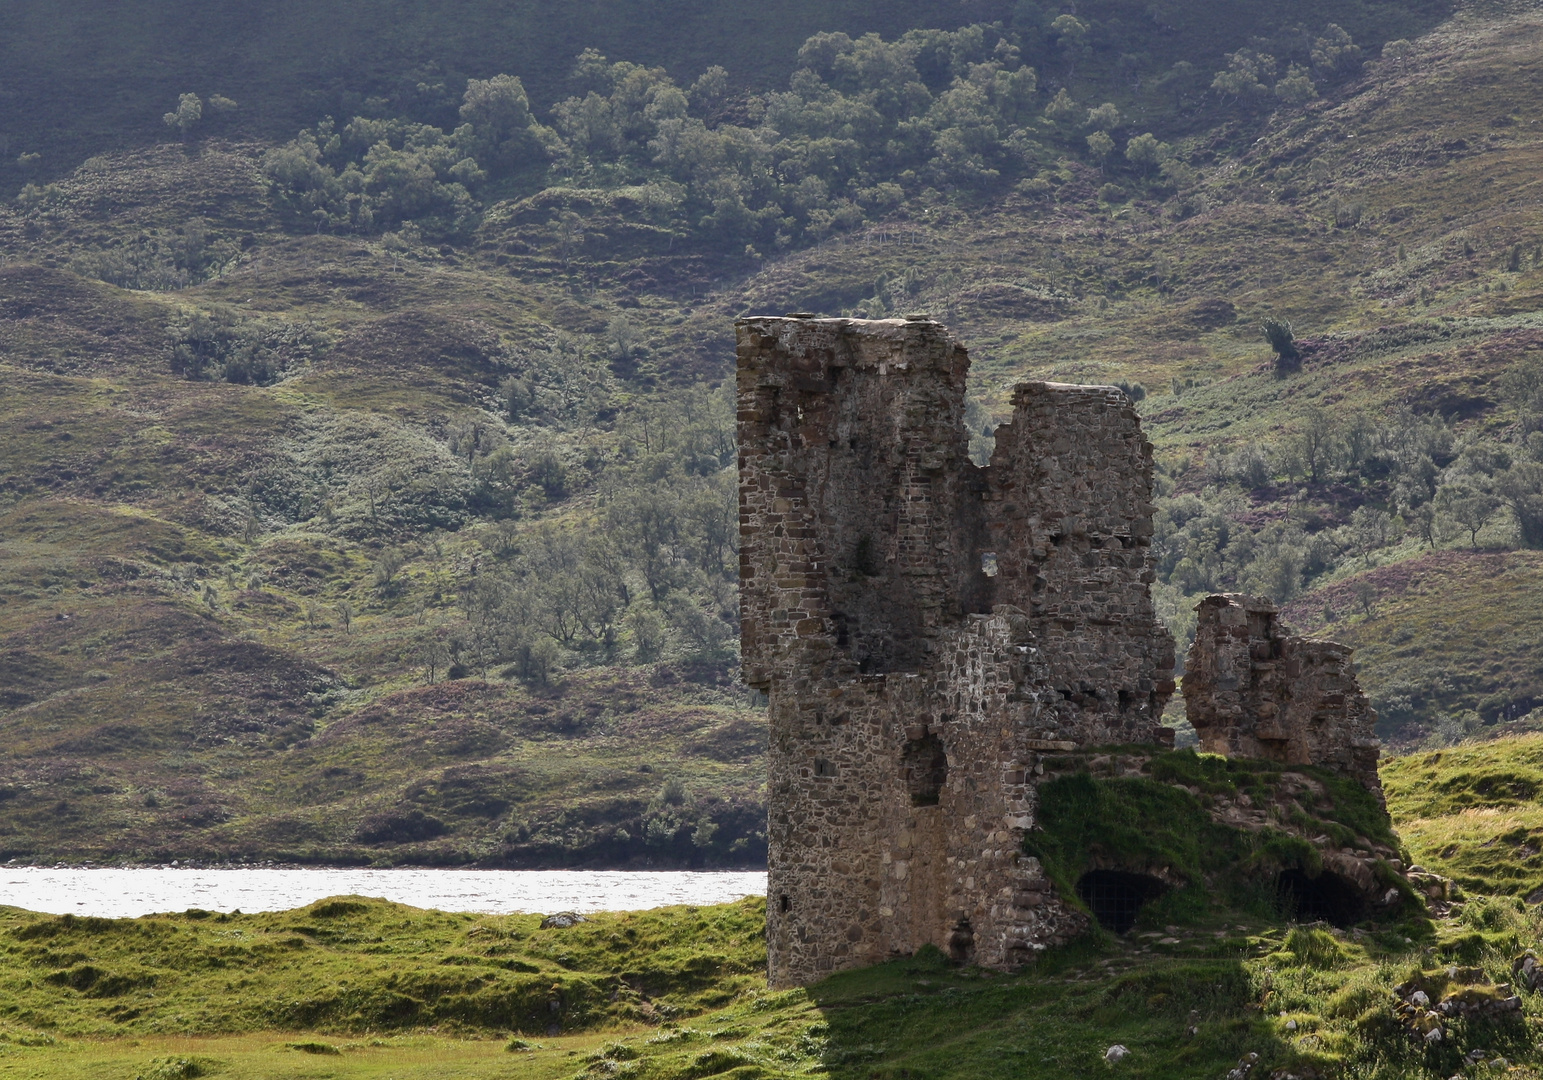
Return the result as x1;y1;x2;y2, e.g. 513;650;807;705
1392;968;1523;1047
1184;594;1382;799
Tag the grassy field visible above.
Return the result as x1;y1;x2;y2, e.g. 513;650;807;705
0;739;1525;1079
1384;733;1543;898
0;741;1539;1079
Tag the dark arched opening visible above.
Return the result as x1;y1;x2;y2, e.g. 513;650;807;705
1276;869;1365;927
1076;870;1168;934
902;734;948;806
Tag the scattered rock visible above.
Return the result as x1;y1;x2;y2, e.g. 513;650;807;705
1104;1044;1130;1063
1393;970;1523;1046
1513;950;1540;991
1225;1051;1260;1079
540;912;586;929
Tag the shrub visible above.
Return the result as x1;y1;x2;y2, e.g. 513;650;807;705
1261;317;1301;375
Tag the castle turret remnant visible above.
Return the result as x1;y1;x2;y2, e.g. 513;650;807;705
736;316;1383;988
737;315;1175;987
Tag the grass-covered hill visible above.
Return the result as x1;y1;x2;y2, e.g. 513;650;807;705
3;0;1543;865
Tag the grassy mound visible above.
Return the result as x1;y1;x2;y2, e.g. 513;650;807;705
1026;748;1406;933
0;896;767;1038
1385;734;1543;899
3;889;1543;1078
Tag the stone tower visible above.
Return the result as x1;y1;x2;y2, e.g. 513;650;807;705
736;315;1177;988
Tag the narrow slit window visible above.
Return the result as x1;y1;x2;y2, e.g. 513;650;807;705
902;734;948;806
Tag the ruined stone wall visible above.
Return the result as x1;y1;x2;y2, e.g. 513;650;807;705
737;315;1171;988
1184;594;1382;798
985;382;1175;744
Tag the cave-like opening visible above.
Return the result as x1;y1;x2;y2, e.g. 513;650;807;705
1076;870;1168;934
1276;869;1365;927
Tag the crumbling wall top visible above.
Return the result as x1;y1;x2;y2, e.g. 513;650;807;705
1184;593;1381;798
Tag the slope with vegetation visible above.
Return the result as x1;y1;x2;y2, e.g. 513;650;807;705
2;0;1543;865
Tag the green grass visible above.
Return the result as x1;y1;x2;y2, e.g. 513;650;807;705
0;887;1537;1079
1384;734;1543;897
0;896;768;1039
0;744;1540;1078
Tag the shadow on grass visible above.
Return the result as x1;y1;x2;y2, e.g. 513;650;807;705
802;943;1289;1080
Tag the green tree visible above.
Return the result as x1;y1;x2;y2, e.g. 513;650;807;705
1438;486;1499;548
1274;64;1317;105
1296;408;1339;484
1043;87;1081;129
1312;24;1363;75
459;74;561;175
1124;132;1169;173
689;65;730;114
1085;102;1120;130
1211;51;1274;105
626;605;667;661
1497;460;1543;548
1382;39;1415;68
163;93;202;137
1261;317;1301;375
1086;130;1114;172
1050;15;1089;78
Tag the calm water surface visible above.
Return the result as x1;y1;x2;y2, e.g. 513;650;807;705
0;868;767;918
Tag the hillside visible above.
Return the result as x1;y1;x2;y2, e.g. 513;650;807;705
3;0;1543;865
0;0;1445;193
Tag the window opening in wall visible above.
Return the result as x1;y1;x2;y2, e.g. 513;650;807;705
902;734;948;806
1076;871;1168;934
980;552;998;577
947;917;975;962
853;535;881;577
779;894;791;913
1276;869;1364;927
814;758;837;778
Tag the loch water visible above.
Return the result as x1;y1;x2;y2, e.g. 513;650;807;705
0;867;767;918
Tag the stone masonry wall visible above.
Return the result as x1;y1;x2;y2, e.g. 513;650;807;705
737;315;1172;988
985;382;1176;744
1184;594;1382;798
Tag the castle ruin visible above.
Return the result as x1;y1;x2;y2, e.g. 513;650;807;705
1184;594;1382;800
736;315;1383;989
